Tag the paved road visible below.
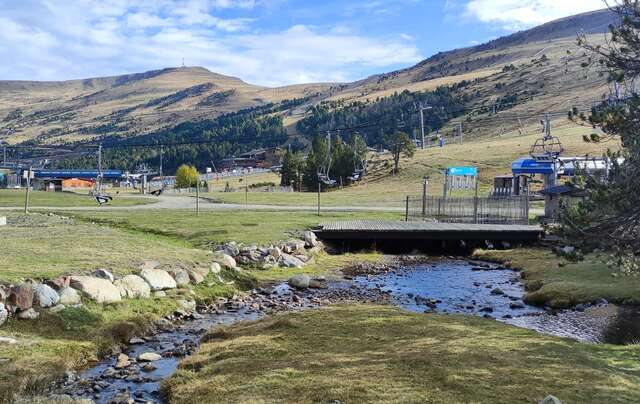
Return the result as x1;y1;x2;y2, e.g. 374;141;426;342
0;195;405;212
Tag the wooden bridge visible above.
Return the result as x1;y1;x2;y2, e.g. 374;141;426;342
314;220;543;242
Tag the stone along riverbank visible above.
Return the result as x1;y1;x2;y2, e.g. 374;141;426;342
54;256;640;403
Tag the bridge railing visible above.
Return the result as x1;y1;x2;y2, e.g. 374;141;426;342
405;195;529;225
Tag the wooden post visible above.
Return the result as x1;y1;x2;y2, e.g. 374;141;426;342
405;196;409;222
245;185;248;207
317;180;321;217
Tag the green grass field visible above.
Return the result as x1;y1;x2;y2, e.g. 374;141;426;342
68;209;401;247
0;189;155;208
475;248;640;308
165;304;640;404
0;213;211;283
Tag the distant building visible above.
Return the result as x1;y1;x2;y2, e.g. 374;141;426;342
219;148;283;170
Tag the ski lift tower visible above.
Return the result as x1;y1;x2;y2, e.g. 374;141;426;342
530;114;564;218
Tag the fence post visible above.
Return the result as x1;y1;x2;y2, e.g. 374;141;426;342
473;178;479;223
405;196;409;222
422;177;428;218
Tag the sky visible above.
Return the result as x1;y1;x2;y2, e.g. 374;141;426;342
0;0;606;86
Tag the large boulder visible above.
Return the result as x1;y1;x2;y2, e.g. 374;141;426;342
0;303;8;326
139;259;161;271
58;287;81;305
288;274;311;289
213;253;236;269
140;268;177;291
167;268;190;287
281;253;305;268
34;284;60;308
302;231;319;248
114;275;151;299
70;276;121;304
9;283;35;311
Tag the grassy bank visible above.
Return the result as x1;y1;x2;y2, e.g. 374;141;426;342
0;213;211;283
165;304;640;404
475;248;640;308
0;189;155;208
68;209;400;247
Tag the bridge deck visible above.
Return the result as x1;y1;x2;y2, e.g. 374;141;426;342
315;220;543;241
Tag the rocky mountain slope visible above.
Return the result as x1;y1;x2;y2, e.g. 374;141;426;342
0;8;616;149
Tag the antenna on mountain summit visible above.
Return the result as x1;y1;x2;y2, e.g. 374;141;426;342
181;58;185;68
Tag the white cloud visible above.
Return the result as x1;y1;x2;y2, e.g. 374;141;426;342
0;0;422;86
464;0;605;31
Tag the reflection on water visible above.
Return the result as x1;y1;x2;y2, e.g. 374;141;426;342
353;259;640;344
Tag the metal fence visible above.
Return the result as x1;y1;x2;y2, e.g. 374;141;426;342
405;195;529;225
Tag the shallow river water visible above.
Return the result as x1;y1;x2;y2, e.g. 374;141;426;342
61;257;640;403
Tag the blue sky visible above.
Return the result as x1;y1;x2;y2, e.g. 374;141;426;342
0;0;605;86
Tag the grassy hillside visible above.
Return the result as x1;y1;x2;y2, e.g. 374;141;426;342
0;9;616;171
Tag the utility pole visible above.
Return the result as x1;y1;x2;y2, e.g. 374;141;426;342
419;105;432;149
23;167;32;214
421;176;429;218
196;179;200;216
159;145;164;187
458;123;463;144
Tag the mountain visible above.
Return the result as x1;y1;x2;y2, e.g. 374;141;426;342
0;8;616;158
0;66;334;145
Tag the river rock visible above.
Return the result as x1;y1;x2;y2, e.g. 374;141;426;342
268;247;282;259
129;337;145;345
283;240;306;255
114;353;131;369
177;299;196;313
186;268;207;284
58;287;82;305
218;242;240;257
0;303;7;326
114;275;151;299
309;278;327;289
490;288;505;296
213;253;236;269
139;259;161;271
49;304;66;313
138;352;162;362
281;253;305;268
17;308;39;320
34;283;60;308
0;336;17;344
9;283;35;311
46;276;71;290
168;268;190;287
288;274;311;289
303;231;318;247
140;268;177;291
509;302;525;309
93;269;115;283
70;276;121;304
539;395;562;404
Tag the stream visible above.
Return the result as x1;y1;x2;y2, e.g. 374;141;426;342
59;258;640;403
